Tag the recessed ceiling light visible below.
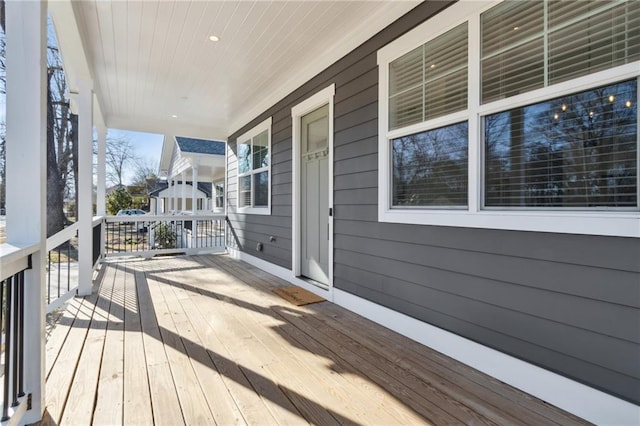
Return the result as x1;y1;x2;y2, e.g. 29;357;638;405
171;114;178;118
209;35;219;42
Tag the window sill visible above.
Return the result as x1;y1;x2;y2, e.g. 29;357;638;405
378;208;640;238
237;207;271;216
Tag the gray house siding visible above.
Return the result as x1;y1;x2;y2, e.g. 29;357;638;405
226;1;640;404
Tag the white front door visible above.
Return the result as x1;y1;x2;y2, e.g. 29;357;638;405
300;104;329;284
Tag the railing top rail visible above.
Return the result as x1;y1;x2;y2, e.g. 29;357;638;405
0;242;39;282
104;213;226;222
92;215;104;226
46;222;80;252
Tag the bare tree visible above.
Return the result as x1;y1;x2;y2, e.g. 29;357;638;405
131;157;159;192
106;136;138;187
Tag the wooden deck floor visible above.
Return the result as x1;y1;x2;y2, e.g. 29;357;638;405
41;254;589;425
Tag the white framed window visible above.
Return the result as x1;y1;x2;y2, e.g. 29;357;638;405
378;0;640;237
237;117;272;214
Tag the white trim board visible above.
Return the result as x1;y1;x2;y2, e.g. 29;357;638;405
227;248;640;425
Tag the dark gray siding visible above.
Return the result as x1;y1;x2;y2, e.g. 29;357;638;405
226;1;640;404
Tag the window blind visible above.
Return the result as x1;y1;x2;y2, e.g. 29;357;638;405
389;23;467;130
549;1;640;85
481;1;544;103
484;79;637;208
481;0;640;104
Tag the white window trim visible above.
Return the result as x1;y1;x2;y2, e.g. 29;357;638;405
377;0;640;238
236;117;272;215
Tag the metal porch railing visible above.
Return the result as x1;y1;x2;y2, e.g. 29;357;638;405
103;214;226;257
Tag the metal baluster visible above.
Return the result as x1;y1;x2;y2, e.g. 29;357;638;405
17;273;24;398
2;277;13;420
67;240;71;292
57;246;61;299
47;251;51;304
11;274;19;406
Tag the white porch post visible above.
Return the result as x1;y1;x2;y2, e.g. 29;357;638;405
96;125;106;260
171;178;176;212
165;178;173;214
5;0;47;421
96;125;107;216
168;180;172;211
192;166;198;248
77;80;94;296
181;171;186;212
192;165;199;214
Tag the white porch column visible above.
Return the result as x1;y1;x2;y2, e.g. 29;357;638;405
5;0;47;421
181;171;186;212
167;180;172;211
192;166;199;214
77;80;94;296
191;166;199;248
171;178;176;212
96;125;107;216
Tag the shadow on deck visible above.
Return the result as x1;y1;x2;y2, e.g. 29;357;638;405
38;254;589;425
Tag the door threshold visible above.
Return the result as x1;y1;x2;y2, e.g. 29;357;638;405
297;276;330;291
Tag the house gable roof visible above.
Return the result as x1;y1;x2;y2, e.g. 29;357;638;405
175;137;225;156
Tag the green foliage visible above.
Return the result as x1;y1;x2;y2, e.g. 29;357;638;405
154;223;176;249
106;187;132;215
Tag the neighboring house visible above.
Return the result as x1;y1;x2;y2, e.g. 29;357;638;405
158;135;226;213
148;181;214;214
225;0;639;417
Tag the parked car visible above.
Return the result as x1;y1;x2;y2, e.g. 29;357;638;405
115;209;149;232
116;209;147;216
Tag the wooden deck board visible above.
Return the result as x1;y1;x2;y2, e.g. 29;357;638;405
93;263;126;426
41;254;590;426
122;264;154;426
59;259;115;425
135;268;185;426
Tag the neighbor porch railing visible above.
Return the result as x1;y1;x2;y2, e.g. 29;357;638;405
103;214;226;257
0;243;38;424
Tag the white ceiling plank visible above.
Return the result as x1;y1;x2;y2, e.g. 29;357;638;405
110;1;129;116
125;0;143;117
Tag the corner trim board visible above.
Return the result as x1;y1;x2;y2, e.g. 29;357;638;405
227;247;640;425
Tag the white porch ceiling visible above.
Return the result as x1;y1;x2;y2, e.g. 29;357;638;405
62;0;420;140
